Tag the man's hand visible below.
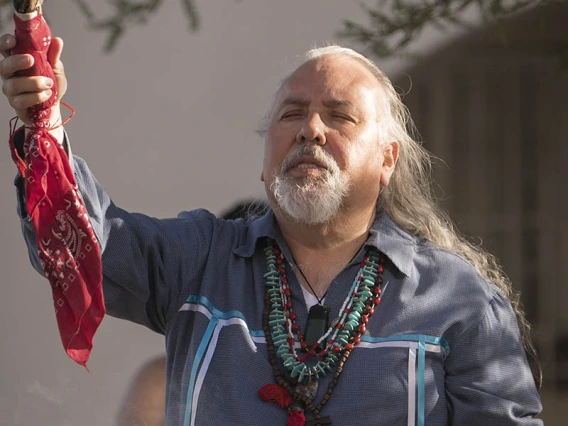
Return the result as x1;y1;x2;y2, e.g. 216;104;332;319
0;34;67;132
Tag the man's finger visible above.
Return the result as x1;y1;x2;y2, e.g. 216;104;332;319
2;75;53;97
0;54;34;81
0;34;16;58
8;89;52;111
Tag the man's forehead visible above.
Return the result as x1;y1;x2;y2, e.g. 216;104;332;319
274;55;381;105
293;55;376;83
278;96;356;108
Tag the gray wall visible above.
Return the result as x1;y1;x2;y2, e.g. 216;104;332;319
0;2;414;425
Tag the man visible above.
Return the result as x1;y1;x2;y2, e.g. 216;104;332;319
1;31;542;425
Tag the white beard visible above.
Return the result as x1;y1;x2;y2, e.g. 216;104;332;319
271;146;350;225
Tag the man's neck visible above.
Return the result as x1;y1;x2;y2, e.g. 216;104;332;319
273;205;377;298
276;208;375;250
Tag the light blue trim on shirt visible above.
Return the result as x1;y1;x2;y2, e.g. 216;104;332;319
360;333;450;356
183;316;218;426
186;294;247;320
185;294;265;336
417;336;426;426
185;298;452;355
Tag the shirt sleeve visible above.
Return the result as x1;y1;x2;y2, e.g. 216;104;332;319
444;290;543;425
13;131;216;335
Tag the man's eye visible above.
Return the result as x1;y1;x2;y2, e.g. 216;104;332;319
281;111;303;120
331;114;354;122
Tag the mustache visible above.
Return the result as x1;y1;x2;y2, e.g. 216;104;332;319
281;145;337;174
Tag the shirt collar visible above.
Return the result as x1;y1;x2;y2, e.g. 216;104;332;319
365;212;415;277
232;210;280;258
233;210;416;278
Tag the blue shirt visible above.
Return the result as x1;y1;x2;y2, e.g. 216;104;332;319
16;154;543;426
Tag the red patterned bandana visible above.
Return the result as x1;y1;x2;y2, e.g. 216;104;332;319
9;12;105;368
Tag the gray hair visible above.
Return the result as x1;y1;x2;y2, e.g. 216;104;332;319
262;45;541;385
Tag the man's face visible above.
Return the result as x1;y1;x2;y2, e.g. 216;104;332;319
262;55;396;224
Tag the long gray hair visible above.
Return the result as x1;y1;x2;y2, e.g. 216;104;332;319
280;45;541;386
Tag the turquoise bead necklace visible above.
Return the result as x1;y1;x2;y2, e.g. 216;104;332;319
262;238;385;385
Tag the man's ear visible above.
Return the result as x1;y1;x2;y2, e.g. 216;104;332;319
379;141;399;187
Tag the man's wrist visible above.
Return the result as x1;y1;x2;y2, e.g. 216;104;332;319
23;106;65;145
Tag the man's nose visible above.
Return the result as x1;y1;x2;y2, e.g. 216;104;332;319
296;114;326;145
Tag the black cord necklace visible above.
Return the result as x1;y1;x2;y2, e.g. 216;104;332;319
293;262;330;351
295;263;327;304
291;244;365;351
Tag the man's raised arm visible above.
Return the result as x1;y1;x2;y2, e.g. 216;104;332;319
0;27;214;346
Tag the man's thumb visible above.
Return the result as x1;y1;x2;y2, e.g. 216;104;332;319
47;37;63;69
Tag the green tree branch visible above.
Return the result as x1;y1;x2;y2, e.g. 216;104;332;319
0;0;200;52
0;0;563;64
338;0;559;58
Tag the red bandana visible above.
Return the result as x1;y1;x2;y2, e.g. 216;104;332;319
9;12;105;368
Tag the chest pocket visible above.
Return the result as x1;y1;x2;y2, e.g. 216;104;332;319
356;334;450;426
177;296;285;426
